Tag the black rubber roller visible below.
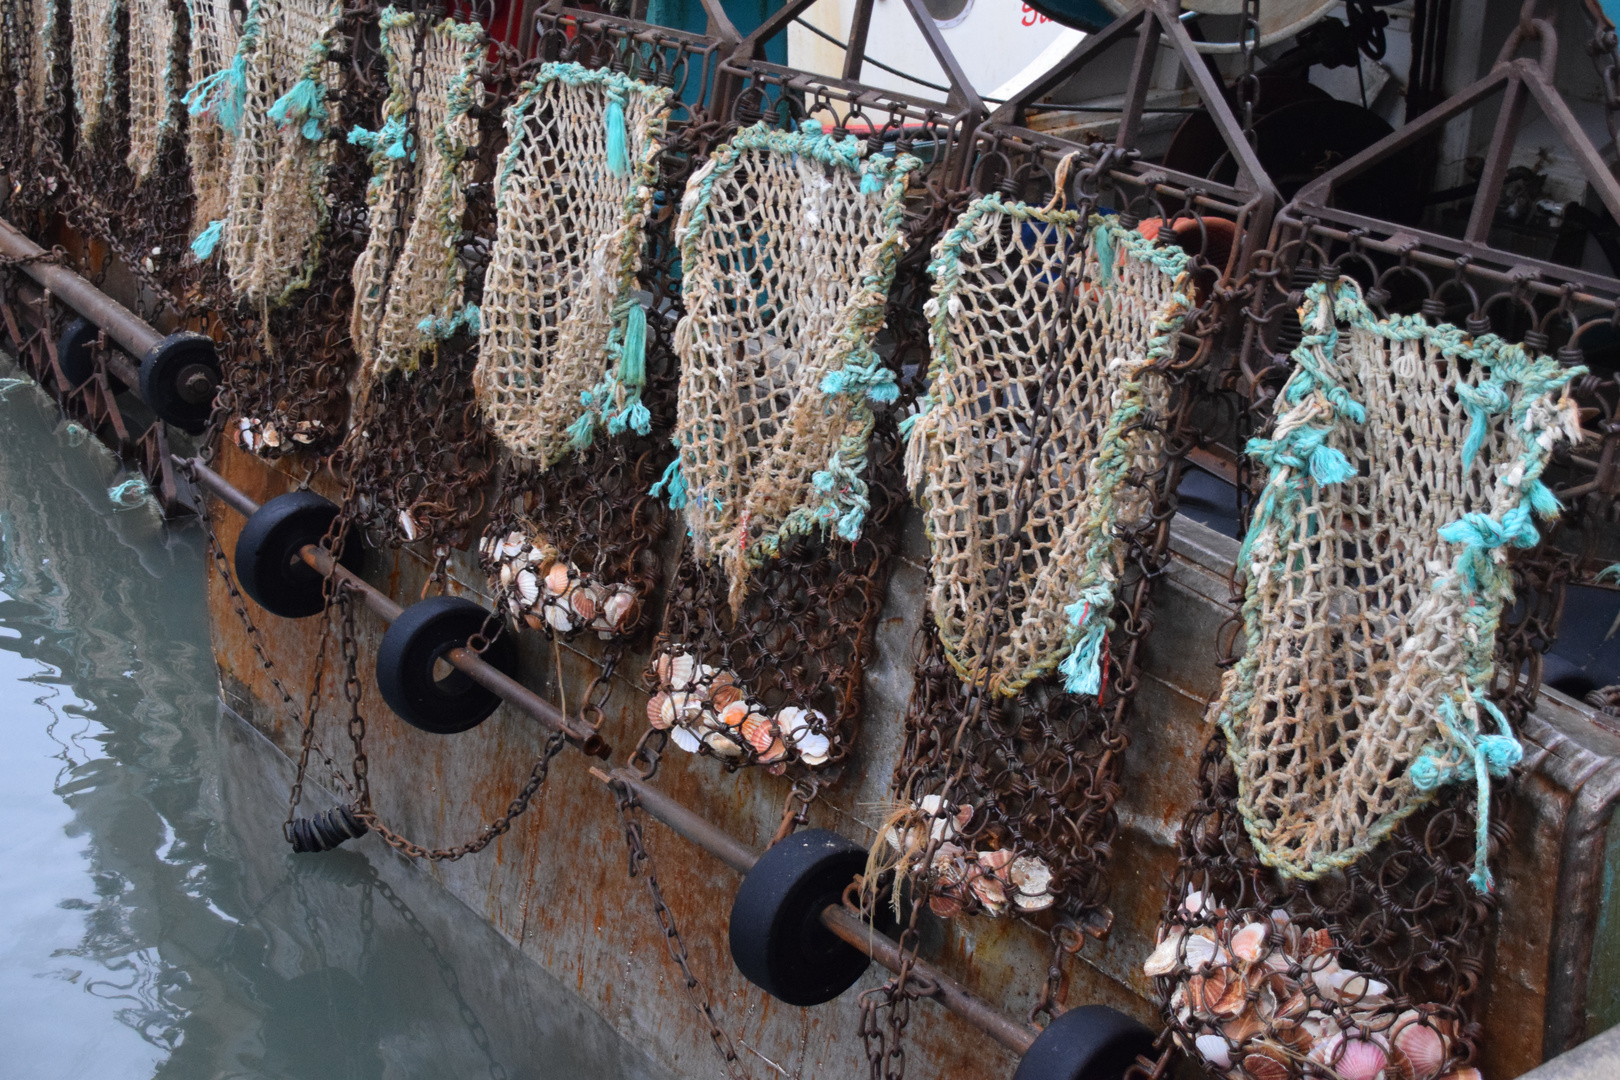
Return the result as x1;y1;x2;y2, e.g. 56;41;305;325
1011;1005;1155;1080
139;331;220;433
728;828;870;1006
55;316;128;390
233;491;364;618
375;596;517;734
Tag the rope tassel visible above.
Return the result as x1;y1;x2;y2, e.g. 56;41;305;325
605;98;629;176
191;219;225;260
267;77;329;141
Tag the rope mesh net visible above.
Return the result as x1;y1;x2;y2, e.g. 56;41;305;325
186;0;239;230
658;119;920;610
474;63;671;469
71;0;122;146
214;0;344;301
126;0;179;180
1213;278;1580;892
349;9;484;388
906;205;1191;697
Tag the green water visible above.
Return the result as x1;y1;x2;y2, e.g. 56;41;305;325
0;367;667;1080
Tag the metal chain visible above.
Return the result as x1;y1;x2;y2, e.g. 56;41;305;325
337;592;570;861
611;781;752;1080
1239;0;1261;148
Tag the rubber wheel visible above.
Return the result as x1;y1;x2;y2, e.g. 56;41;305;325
728;829;870;1006
375;596;517;734
1011;1005;1155;1080
233;491;364;618
139;331;220;433
55;316;127;390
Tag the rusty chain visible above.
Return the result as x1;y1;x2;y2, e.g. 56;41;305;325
610;779;753;1080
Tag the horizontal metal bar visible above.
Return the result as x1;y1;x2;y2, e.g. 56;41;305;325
0;215;163;359
596;768;1039;1057
181;457;610;758
819;904;1035;1056
11;281;142;388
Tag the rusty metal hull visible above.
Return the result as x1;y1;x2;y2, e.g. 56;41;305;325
205;441;1620;1080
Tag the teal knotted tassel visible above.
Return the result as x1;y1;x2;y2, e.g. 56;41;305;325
605;98;629;177
619;303;647;386
268;77;329;141
1093;223;1116;283
566;411;597;450
860;169;884;195
1059;586;1114;696
184;52;248;135
650;455;687;509
1525;478;1562;519
623;398;651;435
1308;443;1356;486
191;219;225;260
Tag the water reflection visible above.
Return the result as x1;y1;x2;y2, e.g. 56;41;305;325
0;366;666;1080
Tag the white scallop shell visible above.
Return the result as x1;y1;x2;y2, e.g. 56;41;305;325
670;725;702;753
544;604;574;633
516;570;539;607
1009;855;1052;897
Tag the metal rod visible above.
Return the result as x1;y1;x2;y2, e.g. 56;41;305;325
0;215;163;359
818;905;1035;1056
181;457;610;758
11;280;143;388
595;767;1039;1057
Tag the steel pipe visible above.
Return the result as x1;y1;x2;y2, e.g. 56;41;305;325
593;767;1039;1057
0;215;163;359
11;280;142;388
181;457;610;758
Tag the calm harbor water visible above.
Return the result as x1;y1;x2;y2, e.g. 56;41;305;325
0;364;665;1080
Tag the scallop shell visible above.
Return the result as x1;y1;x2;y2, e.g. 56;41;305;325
703;730;744;758
1202;969;1246;1019
1312;1034;1388;1080
398;509;420;542
657;652;698;691
977;848;1015;879
523;612;545;632
1013;891;1054;912
570;585;601;622
1010;855;1053;897
544;562;572;596
928;894;963;919
1240;1053;1290;1080
1142;929;1185;977
516;569;539;607
1194;1033;1231;1070
499;562;514;587
1393;1019;1448;1080
544;604;574;633
602;590;637;631
740;713;777;754
1221;1011;1263;1046
776;706;809;740
1436;1071;1482;1080
794;731;831;764
717;700;751;729
261;425;281;447
968;872;1008;913
756;736;788;764
1231;921;1269;963
669;725;702;753
646;693;675;730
